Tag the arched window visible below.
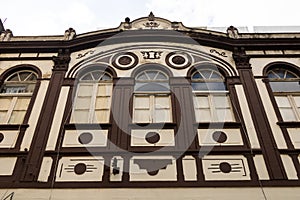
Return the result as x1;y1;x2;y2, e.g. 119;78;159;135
71;70;113;123
0;70;38;124
267;67;300;121
133;70;172;123
191;68;234;122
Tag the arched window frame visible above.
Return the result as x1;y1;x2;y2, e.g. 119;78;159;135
70;69;113;124
132;68;172;123
190;67;235;122
0;69;38;124
265;64;300;122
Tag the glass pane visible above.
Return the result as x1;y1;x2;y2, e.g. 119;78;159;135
81;73;93;81
192;82;226;91
71;110;89;123
293;96;300;107
134;96;150;108
94;110;109;123
156;72;168;80
75;97;91;109
210;71;223;79
213;95;230;108
135;83;169;92
155;96;170;109
77;84;93;96
91;71;103;80
27;73;37;81
154;109;171;122
19;72;31;81
3;85;26;93
216;108;234;121
7;73;19;81
200;70;212;79
136;72;147;80
97;84;112;96
280;108;296;121
0;97;12;110
194;96;209;108
95;97;110;109
0;111;6;123
270;81;300;92
146;71;157;80
14;98;30;110
195;108;211;122
9;110;26;124
134;110;150;123
101;74;111;81
275;96;291;108
27;83;36;93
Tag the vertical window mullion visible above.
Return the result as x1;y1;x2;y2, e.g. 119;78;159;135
150;95;154;123
89;83;97;123
208;94;216;122
6;96;18;123
289;95;300;121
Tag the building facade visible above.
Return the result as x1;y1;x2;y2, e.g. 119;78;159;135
0;13;300;199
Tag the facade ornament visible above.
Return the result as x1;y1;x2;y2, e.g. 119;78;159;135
0;29;13;41
210;49;227;57
76;50;95;59
141;51;163;59
148;12;155;21
232;47;251;68
227;26;239;39
64;27;76;40
53;49;71;70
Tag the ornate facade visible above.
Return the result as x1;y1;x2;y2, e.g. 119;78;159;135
0;13;300;199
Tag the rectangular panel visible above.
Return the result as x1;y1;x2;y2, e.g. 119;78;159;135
71;110;89;123
134;96;150;109
195;108;211;122
0;97;12;110
95;97;111;109
14;97;30;110
182;156;197;181
279;108;296;121
56;157;105;182
77;84;93;97
75;97;92;109
213;95;230;108
131;129;175;146
94;109;110;123
154;96;170;109
198;129;243;146
130;156;177;181
62;130;108;147
133;109;150;123
216;108;234;121
9;110;26;124
0;157;17;175
0;130;19;148
154;109;171;122
97;84;112;96
194;96;209;108
202;155;250;180
275;96;291;108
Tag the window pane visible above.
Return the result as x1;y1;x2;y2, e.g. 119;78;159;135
155;96;170;109
0;97;12;110
134;110;150;123
19;72;31;81
280;108;296;121
14;98;30;110
275;96;291;108
97;84;112;96
0;111;6;123
71;110;89;123
77;85;93;96
146;71;158;80
135;82;169;92
195;108;211;122
94;110;109;123
154;109;171;122
95;97;110;109
75;97;92;109
134;96;150;109
294;96;300;107
9;110;26;124
270;82;300;92
213;95;230;108
216;108;234;121
194;96;209;108
192;82;226;91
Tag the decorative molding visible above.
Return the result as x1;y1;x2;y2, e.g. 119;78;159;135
76;50;95;59
53;49;71;70
64;28;76;40
141;51;163;59
210;49;227;57
232;47;251;68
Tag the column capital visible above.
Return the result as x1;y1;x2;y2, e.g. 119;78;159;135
233;47;251;69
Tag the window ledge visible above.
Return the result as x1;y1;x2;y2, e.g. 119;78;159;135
194;122;241;128
129;123;176;129
277;121;300;127
65;123;112;130
0;124;29;130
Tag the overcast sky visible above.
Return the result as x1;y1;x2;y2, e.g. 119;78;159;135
1;0;300;36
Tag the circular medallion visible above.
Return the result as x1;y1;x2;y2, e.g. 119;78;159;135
112;52;138;70
78;132;93;145
0;133;4;143
166;52;192;69
147;170;159;176
74;163;87;175
212;131;227;143
145;132;160;144
219;162;232;173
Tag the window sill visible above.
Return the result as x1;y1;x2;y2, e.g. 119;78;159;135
277;121;300;127
65;123;112;130
129;123;176;129
0;124;29;130
194;122;241;128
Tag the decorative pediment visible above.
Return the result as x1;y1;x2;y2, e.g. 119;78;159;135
120;12;186;31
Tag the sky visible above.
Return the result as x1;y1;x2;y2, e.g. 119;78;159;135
1;0;300;36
